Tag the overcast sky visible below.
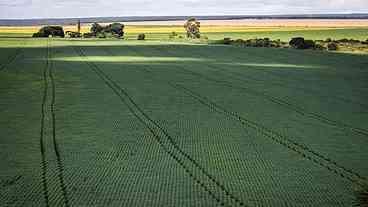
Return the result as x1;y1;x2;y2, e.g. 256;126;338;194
1;0;368;19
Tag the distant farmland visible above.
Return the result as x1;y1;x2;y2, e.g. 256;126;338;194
1;19;368;40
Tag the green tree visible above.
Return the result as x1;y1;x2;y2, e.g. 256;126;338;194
184;17;201;39
90;23;103;35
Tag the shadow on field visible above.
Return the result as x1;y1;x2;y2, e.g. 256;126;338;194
1;43;368;75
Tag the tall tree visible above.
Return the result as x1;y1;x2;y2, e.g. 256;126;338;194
184;17;201;39
77;19;81;33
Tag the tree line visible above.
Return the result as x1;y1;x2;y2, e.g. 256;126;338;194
32;17;202;40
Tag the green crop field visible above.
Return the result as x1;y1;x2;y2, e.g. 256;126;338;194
1;36;368;206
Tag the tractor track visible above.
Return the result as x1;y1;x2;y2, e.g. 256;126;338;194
160;44;368;109
151;45;368;137
170;82;368;188
39;39;70;207
39;40;51;207
107;46;367;188
0;47;22;71
76;46;247;207
224;68;368;110
48;41;70;207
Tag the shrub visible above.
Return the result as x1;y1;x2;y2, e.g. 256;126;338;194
223;38;232;45
218;37;287;48
97;32;106;38
32;26;65;38
336;38;361;44
289;37;315;49
105;23;125;37
83;33;94;38
169;31;178;39
325;38;332;42
327;42;338;51
137;33;146;40
314;43;325;50
66;31;81;38
91;23;103;35
90;22;124;38
289;37;306;49
271;39;282;48
304;40;316;49
32;32;43;38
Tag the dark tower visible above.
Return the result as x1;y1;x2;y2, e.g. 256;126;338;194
77;19;81;33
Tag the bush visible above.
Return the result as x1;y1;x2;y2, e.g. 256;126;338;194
32;26;64;38
169;31;178;39
223;38;232;45
97;32;106;38
90;22;124;38
314;43;325;50
289;37;305;49
32;32;43;38
66;31;81;38
289;37;315;49
83;33;94;38
304;40;316;49
91;23;103;35
327;42;338;51
105;23;125;37
137;33;146;40
336;38;360;44
217;37;287;48
271;39;282;48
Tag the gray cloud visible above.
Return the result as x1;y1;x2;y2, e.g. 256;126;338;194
1;0;368;19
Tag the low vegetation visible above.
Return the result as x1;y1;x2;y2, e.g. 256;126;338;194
88;22;125;38
65;31;81;38
137;33;146;40
217;36;368;53
32;26;64;37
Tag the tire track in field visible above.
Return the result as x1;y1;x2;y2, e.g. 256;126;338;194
163;44;368;110
170;82;368;188
0;47;22;71
48;40;70;207
151;45;368;137
39;39;70;207
39;40;51;207
112;45;368;188
76;47;247;207
216;67;368;110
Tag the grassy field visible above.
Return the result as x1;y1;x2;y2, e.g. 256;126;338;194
0;36;367;206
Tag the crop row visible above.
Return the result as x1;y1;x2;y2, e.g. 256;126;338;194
108;45;367;189
151;45;368;137
75;46;247;207
0;47;23;72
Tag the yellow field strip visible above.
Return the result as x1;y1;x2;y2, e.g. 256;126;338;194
0;25;364;35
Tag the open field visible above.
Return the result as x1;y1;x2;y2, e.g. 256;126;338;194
0;37;368;206
1;19;368;41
